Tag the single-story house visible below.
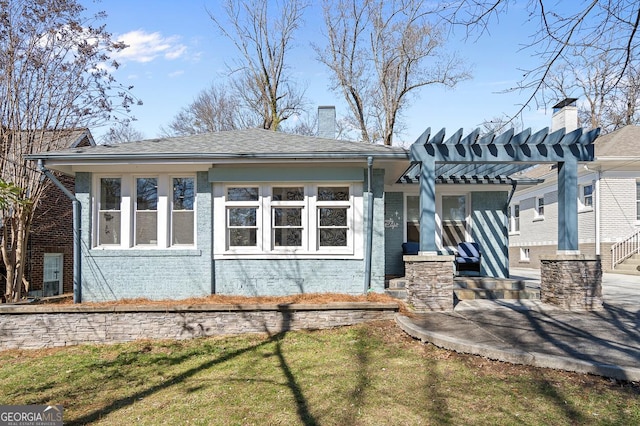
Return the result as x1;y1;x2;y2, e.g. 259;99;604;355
28;112;598;302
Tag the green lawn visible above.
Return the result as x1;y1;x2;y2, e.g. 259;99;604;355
0;321;638;425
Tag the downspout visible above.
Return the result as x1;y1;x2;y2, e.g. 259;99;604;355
594;170;601;256
506;180;518;207
364;156;374;294
37;160;81;303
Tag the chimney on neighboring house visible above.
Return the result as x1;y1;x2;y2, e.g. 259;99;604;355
551;98;578;132
318;106;336;139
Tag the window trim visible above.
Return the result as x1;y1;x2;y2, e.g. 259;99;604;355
93;174;197;250
579;183;594;211
437;193;470;249
534;196;545;221
508;204;520;235
214;182;363;259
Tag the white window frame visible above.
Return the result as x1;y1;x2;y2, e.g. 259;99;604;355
134;175;159;247
214;182;363;259
171;176;197;246
509;204;520;234
97;176;123;246
579;183;594;211
520;247;530;262
636;181;640;222
404;194;420;243
93;174;196;249
534;196;545;220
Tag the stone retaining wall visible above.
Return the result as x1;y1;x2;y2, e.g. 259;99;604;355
0;303;398;350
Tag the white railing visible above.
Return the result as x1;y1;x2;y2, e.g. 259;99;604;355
611;228;640;270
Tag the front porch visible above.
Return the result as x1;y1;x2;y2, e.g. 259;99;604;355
387;125;603;312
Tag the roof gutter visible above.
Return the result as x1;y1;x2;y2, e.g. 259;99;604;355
37;160;82;304
26;151;410;162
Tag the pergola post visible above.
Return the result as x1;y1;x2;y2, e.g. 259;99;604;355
557;158;579;252
419;158;437;254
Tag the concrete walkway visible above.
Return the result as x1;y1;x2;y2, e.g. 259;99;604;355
396;268;640;382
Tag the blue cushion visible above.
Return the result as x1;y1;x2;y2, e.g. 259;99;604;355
402;242;419;255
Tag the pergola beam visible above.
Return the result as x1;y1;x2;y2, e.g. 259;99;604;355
409;127;600;255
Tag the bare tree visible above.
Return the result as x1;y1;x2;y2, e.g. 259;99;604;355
443;1;640;119
0;0;136;301
315;0;470;145
541;41;640;133
101;120;145;144
161;83;260;137
208;0;308;131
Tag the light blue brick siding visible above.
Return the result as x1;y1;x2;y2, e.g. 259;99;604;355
77;172;213;302
384;192;405;276
213;169;386;296
471;191;509;278
214;259;367;295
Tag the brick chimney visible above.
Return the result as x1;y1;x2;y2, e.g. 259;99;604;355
317;106;336;139
551;98;578;132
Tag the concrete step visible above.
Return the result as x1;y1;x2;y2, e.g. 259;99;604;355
454;288;540;301
387;277;408;289
609;268;640;276
384;289;407;301
454;277;525;291
613;262;640;272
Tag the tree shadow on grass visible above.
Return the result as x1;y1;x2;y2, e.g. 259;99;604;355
65;306;319;426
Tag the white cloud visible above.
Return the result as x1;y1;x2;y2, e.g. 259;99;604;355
168;70;184;78
113;30;187;63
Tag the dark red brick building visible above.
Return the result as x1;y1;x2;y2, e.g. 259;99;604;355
2;129;95;298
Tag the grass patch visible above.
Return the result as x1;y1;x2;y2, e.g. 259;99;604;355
0;321;638;425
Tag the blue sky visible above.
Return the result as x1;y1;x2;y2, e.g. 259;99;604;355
85;0;554;145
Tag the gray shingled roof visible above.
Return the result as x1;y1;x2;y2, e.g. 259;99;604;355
516;125;640;179
28;128;408;161
593;125;640;157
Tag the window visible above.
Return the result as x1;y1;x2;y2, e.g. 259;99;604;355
216;183;360;257
441;195;467;247
272;186;304;248
172;178;195;245
135;177;158;245
317;186;350;247
580;184;593;209
637;182;640;221
509;204;520;233
520;247;530;262
227;187;259;247
535;197;545;218
94;174;196;248
98;178;121;245
406;195;420;243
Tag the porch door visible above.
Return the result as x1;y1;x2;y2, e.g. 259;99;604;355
43;253;63;296
441;195;468;249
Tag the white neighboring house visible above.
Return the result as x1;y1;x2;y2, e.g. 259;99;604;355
509;119;640;274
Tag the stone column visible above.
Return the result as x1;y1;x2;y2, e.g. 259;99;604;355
404;255;455;312
540;254;603;311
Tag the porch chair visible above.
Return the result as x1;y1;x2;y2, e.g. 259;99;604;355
455;242;481;275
